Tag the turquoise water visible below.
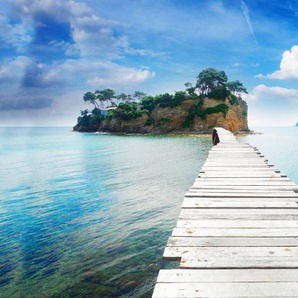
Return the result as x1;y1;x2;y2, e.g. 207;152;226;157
0;127;211;297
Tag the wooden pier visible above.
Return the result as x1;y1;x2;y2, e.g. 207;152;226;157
153;128;298;297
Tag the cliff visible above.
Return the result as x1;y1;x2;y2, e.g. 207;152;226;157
74;96;248;134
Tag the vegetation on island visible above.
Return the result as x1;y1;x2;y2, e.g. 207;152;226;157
75;68;248;131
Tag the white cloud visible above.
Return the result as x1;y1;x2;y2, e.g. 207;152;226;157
257;45;298;79
86;63;155;88
242;84;298;104
0;56;31;84
243;84;298;126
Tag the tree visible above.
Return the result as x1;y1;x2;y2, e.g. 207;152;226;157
83;91;99;109
117;93;127;102
227;80;248;96
185;82;196;95
133;91;147;102
95;88;116;107
196;68;228;95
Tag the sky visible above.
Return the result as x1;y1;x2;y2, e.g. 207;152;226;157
1;0;298;127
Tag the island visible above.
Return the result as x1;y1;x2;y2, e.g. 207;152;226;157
73;68;249;134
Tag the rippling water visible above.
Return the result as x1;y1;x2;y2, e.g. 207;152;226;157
0;127;211;297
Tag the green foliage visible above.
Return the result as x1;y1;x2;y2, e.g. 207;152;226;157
95;88;115;107
207;86;230;101
83;91;98;108
181;98;204;128
242;110;247;116
77;108;104;127
196;68;228;95
197;104;229;120
155;93;174;108
227;80;248;95
112;102;143;121
156;118;171;127
184;82;196;95
173;91;187;103
141;96;156;113
228;94;237;105
77;114;91;126
144;117;154;126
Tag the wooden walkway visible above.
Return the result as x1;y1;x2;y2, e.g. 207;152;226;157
153;128;298;297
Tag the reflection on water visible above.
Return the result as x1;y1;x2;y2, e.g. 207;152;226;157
0;127;211;297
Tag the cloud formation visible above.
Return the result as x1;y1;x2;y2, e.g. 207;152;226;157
257;45;298;79
0;0;155;111
242;84;298;105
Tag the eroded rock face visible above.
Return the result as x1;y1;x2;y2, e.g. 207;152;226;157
192;98;248;132
81;97;248;134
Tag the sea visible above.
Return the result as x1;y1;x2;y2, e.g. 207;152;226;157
0;126;297;298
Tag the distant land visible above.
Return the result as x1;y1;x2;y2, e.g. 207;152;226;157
73;68;249;134
296;122;298;127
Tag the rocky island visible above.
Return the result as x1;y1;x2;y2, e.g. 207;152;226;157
73;68;249;134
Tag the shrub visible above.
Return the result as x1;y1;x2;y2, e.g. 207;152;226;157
144;117;154;126
207;86;230;101
197;104;229;120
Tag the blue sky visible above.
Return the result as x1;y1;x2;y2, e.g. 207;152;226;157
1;0;298;126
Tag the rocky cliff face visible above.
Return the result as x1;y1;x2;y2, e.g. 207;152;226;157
192;98;248;132
75;97;248;134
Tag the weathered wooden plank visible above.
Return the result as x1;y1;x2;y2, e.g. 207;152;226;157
187;188;297;193
179;209;298;220
167;236;298;247
156;268;298;283
194;178;295;184
181;198;298;208
172;227;298;237
198;174;284;178
185;191;298;197
201;167;279;171
176;219;298;228
153;282;298;297
189;188;296;193
163;246;298;268
192;182;296;187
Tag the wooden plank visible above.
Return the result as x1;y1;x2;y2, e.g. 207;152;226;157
179;209;298;220
181;198;298;208
167;236;298;247
156;268;298;282
198;174;284;178
190;185;296;190
153;282;298;297
176;219;298;228
194;178;295;185
192;182;296;187
172;228;298;237
163;246;298;268
185;191;298;197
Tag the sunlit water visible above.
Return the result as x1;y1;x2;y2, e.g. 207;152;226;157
0;127;211;297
